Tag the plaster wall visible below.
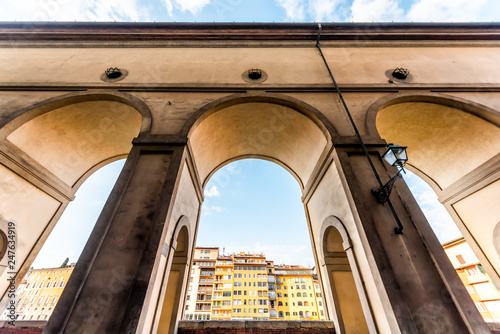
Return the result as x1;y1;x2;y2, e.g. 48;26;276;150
0;47;500;85
188;103;327;187
0;165;60;297
453;180;500;280
140;161;201;334
6;101;141;186
128;92;229;135
377;102;500;189
305;161;396;334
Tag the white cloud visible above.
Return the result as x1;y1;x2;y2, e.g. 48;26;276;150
163;0;211;16
421;207;462;243
211;205;222;212
308;0;344;22
403;171;462;243
0;0;149;22
275;0;306;20
414;188;439;206
350;0;404;22
406;0;500;22
275;0;348;22
204;185;220;198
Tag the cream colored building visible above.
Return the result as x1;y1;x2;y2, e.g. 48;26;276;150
443;237;500;324
1;264;74;322
184;247;218;321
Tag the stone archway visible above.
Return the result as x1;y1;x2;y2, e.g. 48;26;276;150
0;92;149;309
42;92;491;334
369;92;500;289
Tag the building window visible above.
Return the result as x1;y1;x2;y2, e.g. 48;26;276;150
467;267;480;276
456;254;466;265
475;302;487;312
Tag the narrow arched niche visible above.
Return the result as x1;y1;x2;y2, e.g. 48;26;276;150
322;222;370;334
156;222;191;334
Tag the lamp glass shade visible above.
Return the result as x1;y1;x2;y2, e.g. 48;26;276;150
382;144;408;167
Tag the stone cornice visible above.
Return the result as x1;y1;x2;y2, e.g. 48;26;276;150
1;22;500;43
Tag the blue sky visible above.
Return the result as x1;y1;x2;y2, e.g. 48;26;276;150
11;0;496;268
1;0;500;23
33;158;462;269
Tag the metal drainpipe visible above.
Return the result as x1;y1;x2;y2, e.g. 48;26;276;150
315;23;404;234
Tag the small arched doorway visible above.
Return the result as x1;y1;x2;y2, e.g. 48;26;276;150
155;219;192;334
321;216;374;334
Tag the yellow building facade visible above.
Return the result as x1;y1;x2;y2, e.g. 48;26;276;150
184;248;325;321
1;264;74;321
443;237;500;325
275;265;326;320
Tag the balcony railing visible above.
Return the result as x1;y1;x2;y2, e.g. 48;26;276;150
195;307;211;311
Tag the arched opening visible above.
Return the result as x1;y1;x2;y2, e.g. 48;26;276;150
0;93;146;308
151;94;343;330
187;159;323;322
321;218;371;334
374;97;500;290
156;221;191;334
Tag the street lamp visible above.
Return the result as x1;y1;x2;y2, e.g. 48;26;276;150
372;144;408;204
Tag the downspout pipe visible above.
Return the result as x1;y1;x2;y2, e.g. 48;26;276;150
315;23;404;234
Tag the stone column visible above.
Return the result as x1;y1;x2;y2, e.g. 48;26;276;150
334;144;491;334
45;139;189;334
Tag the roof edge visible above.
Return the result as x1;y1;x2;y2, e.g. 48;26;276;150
1;22;500;42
